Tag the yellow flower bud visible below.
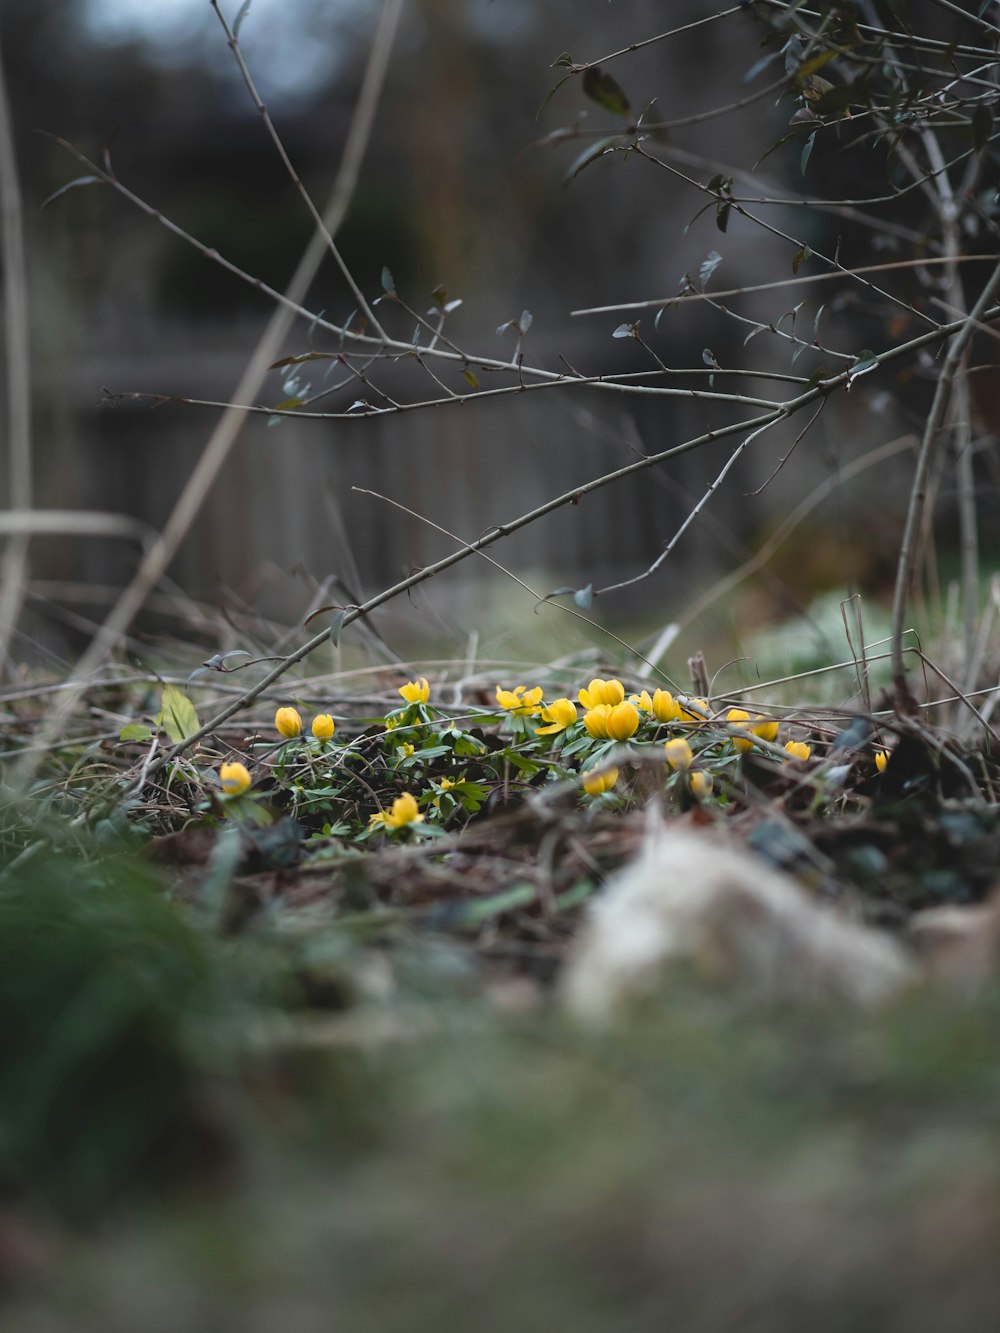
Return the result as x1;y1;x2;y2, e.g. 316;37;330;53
535;697;578;735
651;689;681;723
606;701;640;741
275;706;302;739
689;770;714;800
219;760;251;795
399;676;430;705
578;677;625;709
311;714;335;741
726;707;753;753
582;766;619;796
753;717;779;743
784;740;812;762
583;704;612;739
664;737;693;771
875;748;889;773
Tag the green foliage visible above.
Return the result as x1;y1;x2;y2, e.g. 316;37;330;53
0;849;215;1211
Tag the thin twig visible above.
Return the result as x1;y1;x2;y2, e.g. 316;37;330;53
891;259;1000;706
9;0;407;794
0;28;32;674
209;0;387;341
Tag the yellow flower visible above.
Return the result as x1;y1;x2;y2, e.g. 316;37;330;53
689;770;714;800
578;677;625;709
784;740;812;762
399;676;430;705
439;777;458;792
535;697;578;735
496;684;544;715
630;689;653;712
726;707;753;752
400;742;415;758
664;737;693;771
311;713;335;741
752;717;779;743
369;791;424;829
679;696;710;722
219;761;251;795
651;689;681;723
275;706;302;738
583;704;612;739
875;748;889;773
606;701;640;742
582;766;619;796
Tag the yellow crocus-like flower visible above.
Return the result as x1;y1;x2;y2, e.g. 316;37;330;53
275;706;302;739
578;677;625;709
752;717;779;743
400;742;415;758
399;677;430;705
630;689;653;712
496;684;544;715
219;761;251;795
583;704;612;739
679;696;710;722
606;701;640;741
582;766;618;796
311;714;335;741
689;770;714;800
535;697;578;736
651;689;681;723
784;740;812;762
875;748;889;773
664;737;693;771
369;791;424;829
726;707;753;753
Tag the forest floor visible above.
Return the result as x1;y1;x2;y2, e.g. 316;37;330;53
4;652;1000;1332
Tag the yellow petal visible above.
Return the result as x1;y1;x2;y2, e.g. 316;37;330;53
275;706;302;738
219;761;251;795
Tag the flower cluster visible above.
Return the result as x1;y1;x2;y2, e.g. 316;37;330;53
274;706;337;742
207;668;899;844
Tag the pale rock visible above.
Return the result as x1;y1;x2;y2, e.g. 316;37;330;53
909;897;1000;988
562;821;916;1021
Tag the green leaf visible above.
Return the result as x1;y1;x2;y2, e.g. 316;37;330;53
716;201;731;233
155;685;200;744
463;368;480;391
273;397;303;412
563;135;621;184
581;66;632;117
800;130;817;175
119;724;153;743
849;349;878;377
455;883;537;929
791;245;811;274
380;266;395;294
804;365;834;390
328;609;348;647
268;351;331;370
551;51;575;69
